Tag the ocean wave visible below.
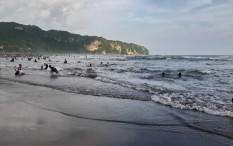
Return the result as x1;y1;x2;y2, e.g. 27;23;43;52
96;75;233;118
0;76;150;101
126;55;167;61
197;70;212;75
151;94;233;117
125;55;232;61
94;76;170;94
111;67;161;74
206;63;225;66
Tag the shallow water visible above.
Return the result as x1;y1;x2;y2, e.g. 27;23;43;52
0;55;233;117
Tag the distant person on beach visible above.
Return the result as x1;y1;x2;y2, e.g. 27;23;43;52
89;63;92;67
14;64;24;76
64;59;67;64
44;63;48;70
34;59;37;62
162;72;165;77
178;73;182;77
11;58;14;62
49;65;59;74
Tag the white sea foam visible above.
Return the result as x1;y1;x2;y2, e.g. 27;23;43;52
197;70;212;74
151;95;233;117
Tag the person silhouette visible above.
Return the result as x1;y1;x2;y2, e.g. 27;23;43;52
64;59;67;64
178;73;182;77
162;72;165;77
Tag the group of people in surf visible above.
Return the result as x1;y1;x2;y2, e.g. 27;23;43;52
11;56;181;78
40;63;59;74
14;63;59;76
11;56;111;76
10;55;59;76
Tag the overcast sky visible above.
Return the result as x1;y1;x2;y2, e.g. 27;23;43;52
0;0;233;55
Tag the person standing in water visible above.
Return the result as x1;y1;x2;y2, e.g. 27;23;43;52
44;63;48;70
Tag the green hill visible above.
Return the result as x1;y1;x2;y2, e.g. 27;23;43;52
0;22;149;55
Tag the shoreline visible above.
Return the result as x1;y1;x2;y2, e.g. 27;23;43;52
0;78;232;145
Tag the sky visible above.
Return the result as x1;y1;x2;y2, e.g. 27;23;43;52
0;0;233;55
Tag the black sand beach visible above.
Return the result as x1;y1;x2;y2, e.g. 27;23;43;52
0;78;232;146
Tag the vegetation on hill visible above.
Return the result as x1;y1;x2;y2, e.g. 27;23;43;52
0;22;149;55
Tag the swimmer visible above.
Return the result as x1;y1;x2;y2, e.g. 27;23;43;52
40;65;44;71
64;59;67;64
100;62;105;67
178;73;182;77
49;65;59;74
162;72;165;77
34;59;37;62
11;58;14;62
105;62;110;66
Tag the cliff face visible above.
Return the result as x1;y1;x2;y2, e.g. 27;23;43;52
0;22;149;55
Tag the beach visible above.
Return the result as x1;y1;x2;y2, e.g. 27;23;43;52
0;78;232;146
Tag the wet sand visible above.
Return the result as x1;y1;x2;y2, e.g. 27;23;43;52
0;79;232;146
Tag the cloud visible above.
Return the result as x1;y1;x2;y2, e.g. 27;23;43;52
0;0;233;55
0;0;103;29
39;9;51;19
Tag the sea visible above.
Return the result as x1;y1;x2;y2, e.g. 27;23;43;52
0;55;233;118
